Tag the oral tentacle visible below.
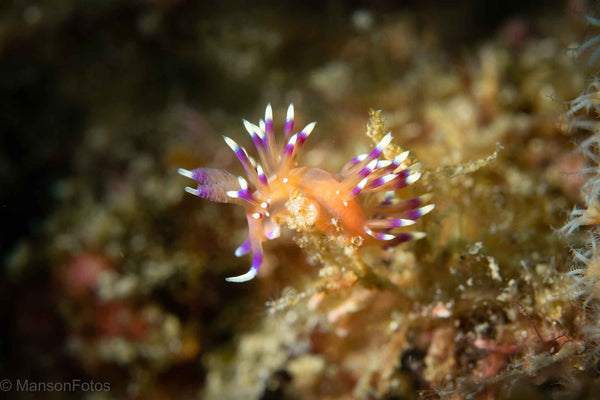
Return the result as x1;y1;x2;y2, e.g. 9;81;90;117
235;236;252;257
226;231;264;283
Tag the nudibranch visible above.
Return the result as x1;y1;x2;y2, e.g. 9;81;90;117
179;104;434;282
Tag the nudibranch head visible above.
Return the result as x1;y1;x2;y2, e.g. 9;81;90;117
179;104;434;282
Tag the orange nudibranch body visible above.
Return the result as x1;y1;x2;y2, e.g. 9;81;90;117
291;167;369;239
179;104;434;282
